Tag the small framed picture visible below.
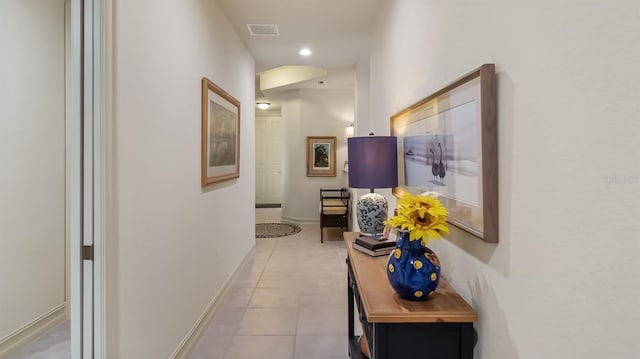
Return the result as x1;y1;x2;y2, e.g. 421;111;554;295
306;136;337;177
201;77;240;186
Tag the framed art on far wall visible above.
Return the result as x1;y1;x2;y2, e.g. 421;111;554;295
390;64;498;243
306;136;337;177
201;77;240;186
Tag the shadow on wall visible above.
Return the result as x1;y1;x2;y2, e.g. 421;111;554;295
201;178;238;194
469;276;520;359
435;247;519;358
445;226;502;270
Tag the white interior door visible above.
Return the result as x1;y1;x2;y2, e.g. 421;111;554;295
255;116;282;205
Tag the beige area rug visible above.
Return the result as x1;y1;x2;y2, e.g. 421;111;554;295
255;223;302;238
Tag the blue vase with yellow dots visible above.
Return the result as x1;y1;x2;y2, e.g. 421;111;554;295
386;230;441;301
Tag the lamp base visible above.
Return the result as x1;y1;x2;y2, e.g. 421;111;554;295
356;192;389;235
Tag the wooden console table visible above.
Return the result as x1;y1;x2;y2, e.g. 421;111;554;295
344;232;477;359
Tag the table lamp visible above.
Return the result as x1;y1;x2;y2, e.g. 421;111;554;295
347;135;398;235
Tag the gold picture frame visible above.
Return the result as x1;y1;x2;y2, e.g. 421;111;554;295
391;64;498;243
306;136;337;177
201;78;240;186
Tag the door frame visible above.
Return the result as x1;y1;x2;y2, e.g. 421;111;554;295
70;0;107;357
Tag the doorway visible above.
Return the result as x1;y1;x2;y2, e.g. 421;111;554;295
255;115;283;207
0;0;104;358
0;1;69;357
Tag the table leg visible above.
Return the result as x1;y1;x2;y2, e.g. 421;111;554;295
347;259;354;338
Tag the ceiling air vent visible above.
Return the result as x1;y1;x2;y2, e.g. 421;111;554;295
247;24;280;36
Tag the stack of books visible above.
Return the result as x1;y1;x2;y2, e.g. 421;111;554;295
353;236;396;257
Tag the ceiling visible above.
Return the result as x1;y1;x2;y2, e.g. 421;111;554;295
216;0;383;111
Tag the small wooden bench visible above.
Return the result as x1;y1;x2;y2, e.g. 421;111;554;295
320;188;350;242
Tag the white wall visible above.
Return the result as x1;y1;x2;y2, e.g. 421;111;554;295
370;1;640;358
354;58;371;134
281;89;353;223
0;0;66;344
110;0;255;356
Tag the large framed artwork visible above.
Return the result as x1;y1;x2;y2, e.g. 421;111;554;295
201;77;240;186
306;136;337;177
391;64;498;243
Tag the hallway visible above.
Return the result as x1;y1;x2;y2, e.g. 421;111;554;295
189;209;357;359
5;209;354;359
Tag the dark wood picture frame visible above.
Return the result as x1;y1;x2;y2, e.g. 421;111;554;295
306;136;337;177
390;64;497;243
201;77;240;187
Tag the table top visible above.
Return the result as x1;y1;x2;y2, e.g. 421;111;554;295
344;232;477;323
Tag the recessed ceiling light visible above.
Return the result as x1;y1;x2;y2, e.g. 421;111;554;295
256;102;270;110
299;48;312;56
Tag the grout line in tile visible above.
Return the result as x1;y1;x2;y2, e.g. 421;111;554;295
290;308;299;359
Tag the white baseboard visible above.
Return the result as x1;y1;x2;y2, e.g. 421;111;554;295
280;216;319;225
169;247;256;359
0;303;67;358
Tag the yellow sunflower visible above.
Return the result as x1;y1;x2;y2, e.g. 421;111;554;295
384;193;449;243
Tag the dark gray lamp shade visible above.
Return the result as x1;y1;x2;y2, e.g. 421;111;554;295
348;136;398;189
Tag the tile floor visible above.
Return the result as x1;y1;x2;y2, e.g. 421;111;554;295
5;208;357;359
189;208;358;359
4;320;70;359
